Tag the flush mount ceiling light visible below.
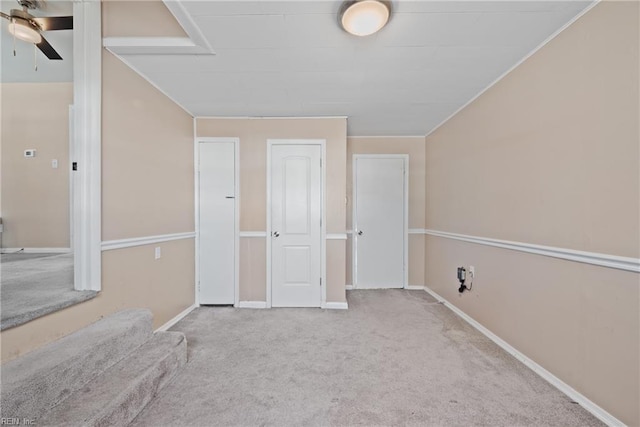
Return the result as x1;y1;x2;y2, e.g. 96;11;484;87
340;0;391;37
8;18;41;44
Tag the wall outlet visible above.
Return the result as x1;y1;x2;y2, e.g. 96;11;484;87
154;247;161;260
24;149;36;158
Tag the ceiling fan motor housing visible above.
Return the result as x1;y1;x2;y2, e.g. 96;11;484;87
9;8;41;30
16;0;41;11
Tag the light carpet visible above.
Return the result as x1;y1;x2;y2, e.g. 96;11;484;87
0;253;96;330
131;290;602;427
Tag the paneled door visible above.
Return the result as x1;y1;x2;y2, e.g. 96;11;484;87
198;140;236;305
270;144;322;307
353;155;407;289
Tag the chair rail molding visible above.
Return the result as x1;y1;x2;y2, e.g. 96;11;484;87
239;231;268;238
424;229;640;273
102;232;196;251
327;233;348;240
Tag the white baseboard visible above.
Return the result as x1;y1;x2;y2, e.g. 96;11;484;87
238;301;267;309
155;304;197;332
346;285;423;291
423;286;624;427
1;248;71;254
323;302;349;310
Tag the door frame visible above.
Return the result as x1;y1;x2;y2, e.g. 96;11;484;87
194;137;240;307
352;154;409;289
266;139;326;308
69;105;74;252
73;1;101;292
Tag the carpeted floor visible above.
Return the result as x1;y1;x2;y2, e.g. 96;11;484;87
0;253;96;330
131;290;603;427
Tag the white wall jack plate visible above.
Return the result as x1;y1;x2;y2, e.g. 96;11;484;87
469;266;475;277
154;247;161;260
24;149;36;158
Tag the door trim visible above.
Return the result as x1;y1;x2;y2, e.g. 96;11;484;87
73;1;102;292
266;139;326;309
352;154;409;289
194;137;240;307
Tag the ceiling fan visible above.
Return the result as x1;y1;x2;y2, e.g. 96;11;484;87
0;0;73;60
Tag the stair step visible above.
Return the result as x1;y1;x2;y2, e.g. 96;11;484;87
39;331;187;427
1;309;153;420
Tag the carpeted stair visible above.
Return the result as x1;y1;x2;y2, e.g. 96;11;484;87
1;309;187;426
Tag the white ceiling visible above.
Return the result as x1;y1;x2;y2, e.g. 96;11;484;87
123;1;593;135
0;0;73;83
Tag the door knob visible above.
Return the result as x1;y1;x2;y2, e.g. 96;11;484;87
273;231;280;237
357;230;363;236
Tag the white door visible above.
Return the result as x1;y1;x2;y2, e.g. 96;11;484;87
199;141;236;305
354;156;407;289
271;144;322;307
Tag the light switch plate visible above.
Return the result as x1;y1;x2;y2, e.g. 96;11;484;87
155;247;161;259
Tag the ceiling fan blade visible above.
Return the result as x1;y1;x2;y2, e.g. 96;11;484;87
34;15;72;31
0;11;10;21
37;35;62;60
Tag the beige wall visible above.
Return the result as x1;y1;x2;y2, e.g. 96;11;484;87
102;0;186;38
239;237;267;302
425;4;639;258
1;2;195;362
346;137;426;287
197;117;347;303
0;83;72;249
326;239;347;302
424;2;639;425
102;51;194;240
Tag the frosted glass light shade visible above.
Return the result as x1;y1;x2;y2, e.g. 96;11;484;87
341;0;390;37
9;20;42;44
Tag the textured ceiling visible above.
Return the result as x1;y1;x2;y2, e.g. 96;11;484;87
29;0;592;135
1;1;596;133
